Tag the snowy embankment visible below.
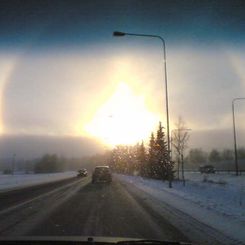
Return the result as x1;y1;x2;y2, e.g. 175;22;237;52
117;172;245;243
178;172;244;221
0;171;77;192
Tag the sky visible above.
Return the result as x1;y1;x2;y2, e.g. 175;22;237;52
0;0;245;155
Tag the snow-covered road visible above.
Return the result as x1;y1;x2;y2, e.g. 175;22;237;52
1;170;244;244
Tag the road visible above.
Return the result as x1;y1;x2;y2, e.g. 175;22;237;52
1;175;241;245
0;175;189;243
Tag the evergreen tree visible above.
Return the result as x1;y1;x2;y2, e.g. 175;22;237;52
35;154;62;173
155;121;169;179
148;132;156;177
209;149;221;163
137;141;147;176
237;147;245;159
221;149;233;161
128;144;138;175
187;148;207;166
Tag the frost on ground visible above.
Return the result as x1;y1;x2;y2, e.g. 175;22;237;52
184;172;245;219
0;171;76;192
117;172;245;243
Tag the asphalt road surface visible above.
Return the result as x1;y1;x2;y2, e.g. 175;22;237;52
0;176;189;243
2;175;241;245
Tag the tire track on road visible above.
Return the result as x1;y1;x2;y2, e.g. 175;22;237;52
28;178;188;242
118;177;244;245
0;177;90;236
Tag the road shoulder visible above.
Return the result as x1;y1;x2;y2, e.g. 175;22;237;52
116;174;245;245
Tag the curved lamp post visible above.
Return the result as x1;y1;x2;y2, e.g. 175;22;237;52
232;97;245;176
113;31;171;159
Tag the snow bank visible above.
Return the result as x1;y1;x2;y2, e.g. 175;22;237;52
116;173;245;243
119;172;245;221
0;171;76;192
177;172;245;221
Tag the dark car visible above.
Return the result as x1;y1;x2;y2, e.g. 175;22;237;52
92;166;112;183
199;165;216;174
77;169;88;177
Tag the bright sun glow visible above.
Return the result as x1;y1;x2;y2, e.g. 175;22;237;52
85;83;159;146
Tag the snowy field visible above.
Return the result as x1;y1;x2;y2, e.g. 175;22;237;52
184;172;245;220
0;171;77;192
117;172;245;243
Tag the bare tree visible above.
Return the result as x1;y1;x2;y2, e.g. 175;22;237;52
171;117;191;186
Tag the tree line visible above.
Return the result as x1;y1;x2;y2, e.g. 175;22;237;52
185;148;245;170
33;153;110;173
5;115;244;175
29;146;244;174
109;122;174;185
34;154;66;173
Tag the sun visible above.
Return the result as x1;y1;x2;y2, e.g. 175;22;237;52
84;83;159;146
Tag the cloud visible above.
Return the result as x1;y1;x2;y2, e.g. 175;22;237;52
1;44;245;149
168;46;245;129
2;49;116;135
0;134;104;159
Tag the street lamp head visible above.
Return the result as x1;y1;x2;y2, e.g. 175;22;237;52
113;31;126;37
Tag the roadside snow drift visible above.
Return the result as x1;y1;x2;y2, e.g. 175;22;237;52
117;172;245;244
0;171;76;192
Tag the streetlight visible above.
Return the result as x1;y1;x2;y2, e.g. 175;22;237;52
113;31;171;159
232;97;245;176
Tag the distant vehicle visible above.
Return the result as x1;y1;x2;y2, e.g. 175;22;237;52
92;166;112;183
199;165;216;174
77;169;88;177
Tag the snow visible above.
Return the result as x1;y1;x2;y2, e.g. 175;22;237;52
116;172;245;243
0;171;77;192
177;172;245;221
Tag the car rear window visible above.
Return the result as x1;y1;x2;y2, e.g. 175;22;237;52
95;167;110;173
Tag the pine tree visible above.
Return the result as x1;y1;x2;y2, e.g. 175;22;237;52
137;141;147;176
128;144;138;175
148;132;157;178
155;121;169;179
